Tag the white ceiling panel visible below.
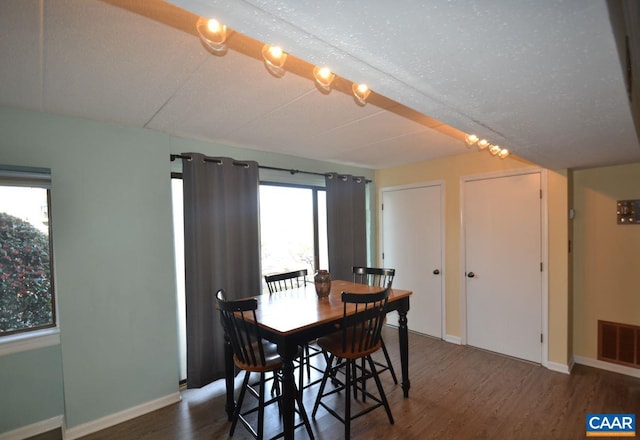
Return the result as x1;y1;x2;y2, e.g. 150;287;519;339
312;109;454;156
43;0;207;127
0;0;43;110
226;90;384;154
334;129;468;169
146;49;317;141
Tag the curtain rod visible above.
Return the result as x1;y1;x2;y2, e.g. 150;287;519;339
170;154;371;183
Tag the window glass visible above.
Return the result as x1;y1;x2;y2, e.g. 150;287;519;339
317;190;328;271
171;179;187;382
0;181;55;336
260;185;316;277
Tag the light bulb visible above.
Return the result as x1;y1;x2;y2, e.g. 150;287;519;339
498;148;510;159
262;45;286;67
262;44;287;77
352;83;371;105
477;139;490;149
489;145;501;155
313;66;335;91
268;46;283;60
196;17;228;53
207;18;223;33
465;134;479;146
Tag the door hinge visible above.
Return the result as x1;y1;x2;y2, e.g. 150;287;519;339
540;189;543;199
381;203;384;210
540;262;543;272
540;333;544;343
382;252;385;260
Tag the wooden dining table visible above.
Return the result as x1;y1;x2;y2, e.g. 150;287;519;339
222;279;413;440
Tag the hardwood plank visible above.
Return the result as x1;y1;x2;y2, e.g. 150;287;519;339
25;429;62;440
34;328;640;440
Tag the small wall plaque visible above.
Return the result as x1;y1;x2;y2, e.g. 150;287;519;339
616;200;640;224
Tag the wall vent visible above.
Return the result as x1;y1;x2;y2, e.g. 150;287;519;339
598;320;640;369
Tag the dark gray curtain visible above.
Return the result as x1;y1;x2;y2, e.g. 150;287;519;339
325;173;367;281
182;153;261;389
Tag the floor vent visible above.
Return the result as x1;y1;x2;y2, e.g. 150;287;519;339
598;320;640;369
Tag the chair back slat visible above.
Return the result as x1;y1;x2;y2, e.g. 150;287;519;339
264;269;308;294
215;290;266;368
341;288;390;354
352;266;395;288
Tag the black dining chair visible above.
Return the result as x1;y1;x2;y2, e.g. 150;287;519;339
352;266;398;385
312;287;394;440
264;269;325;393
264;269;308;294
215;290;314;440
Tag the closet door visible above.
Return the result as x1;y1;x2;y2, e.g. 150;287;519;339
381;183;443;338
464;172;542;363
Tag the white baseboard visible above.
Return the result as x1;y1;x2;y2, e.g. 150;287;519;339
0;415;63;440
546;360;572;375
64;392;181;440
574;355;640;379
444;334;462;345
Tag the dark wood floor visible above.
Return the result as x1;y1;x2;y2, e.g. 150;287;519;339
34;328;640;439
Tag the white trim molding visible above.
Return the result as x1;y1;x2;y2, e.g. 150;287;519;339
64;392;181;440
546;360;572;375
0;415;63;440
444;334;462;345
0;328;60;356
574;355;640;379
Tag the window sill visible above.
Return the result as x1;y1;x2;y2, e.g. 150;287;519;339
0;328;61;356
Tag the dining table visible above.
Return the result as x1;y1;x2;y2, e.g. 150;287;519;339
222;279;413;440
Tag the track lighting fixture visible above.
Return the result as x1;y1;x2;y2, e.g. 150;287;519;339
195;19;374;107
489;145;501;155
465;134;512;159
262;44;287;77
477;139;490;149
352;83;371;105
196;17;228;53
465;134;479;146
313;66;335;91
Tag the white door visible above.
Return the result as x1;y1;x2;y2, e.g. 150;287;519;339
381;184;443;338
464;172;542;363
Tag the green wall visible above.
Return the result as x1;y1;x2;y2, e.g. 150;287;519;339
0;105;374;436
0;106;179;431
0;345;64;432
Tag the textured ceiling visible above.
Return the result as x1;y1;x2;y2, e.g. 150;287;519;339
1;0;639;170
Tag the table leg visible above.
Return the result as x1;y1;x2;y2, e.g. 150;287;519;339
278;343;298;440
398;308;411;397
224;331;235;421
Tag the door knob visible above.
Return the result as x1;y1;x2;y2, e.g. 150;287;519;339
467;272;475;278
433;269;440;275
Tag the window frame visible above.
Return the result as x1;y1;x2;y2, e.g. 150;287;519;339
0;168;59;353
259;180;326;273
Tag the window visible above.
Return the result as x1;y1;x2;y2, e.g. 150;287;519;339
0;169;55;337
259;183;328;283
171;177;187;382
